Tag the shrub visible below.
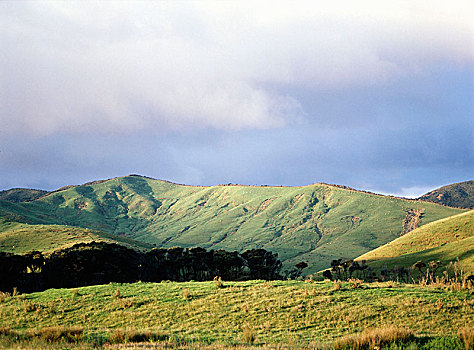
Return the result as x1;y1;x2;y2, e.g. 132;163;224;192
0;327;23;342
182;288;191;301
0;327;12;336
110;329;126;343
119;297;135;309
214;276;224;289
23;300;39;312
348;278;363;289
333;327;413;349
242;325;256;344
47;301;57;315
0;291;11;303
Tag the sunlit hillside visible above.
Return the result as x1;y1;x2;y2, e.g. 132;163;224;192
0;175;463;272
357;210;474;272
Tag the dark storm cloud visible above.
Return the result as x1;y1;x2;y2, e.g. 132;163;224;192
0;1;473;196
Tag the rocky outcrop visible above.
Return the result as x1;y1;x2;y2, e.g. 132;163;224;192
402;209;424;235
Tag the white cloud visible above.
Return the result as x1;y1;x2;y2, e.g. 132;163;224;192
392;186;436;199
0;1;472;135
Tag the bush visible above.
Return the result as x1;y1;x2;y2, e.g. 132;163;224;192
0;327;12;336
0;291;10;303
182;288;191;300
214;276;224;289
119;297;135;309
242;325;256;344
348;278;363;289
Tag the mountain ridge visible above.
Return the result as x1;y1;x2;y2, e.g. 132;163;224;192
417;180;473;209
4;174;468;203
0;188;48;203
0;175;464;273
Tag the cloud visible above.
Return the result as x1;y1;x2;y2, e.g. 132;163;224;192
1;1;472;135
392;186;435;198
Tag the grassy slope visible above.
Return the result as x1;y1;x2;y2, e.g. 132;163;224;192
0;280;471;347
0;220;153;254
357;210;474;272
0;175;463;272
418;180;474;209
0;188;48;203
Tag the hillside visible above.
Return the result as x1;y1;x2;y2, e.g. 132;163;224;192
418;180;474;209
0;188;48;203
0;175;463;272
0;220;153;255
357;210;474;272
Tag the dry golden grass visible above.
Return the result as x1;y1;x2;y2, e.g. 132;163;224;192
241;325;256;344
457;327;474;350
182;288;191;301
348;278;363;289
213;276;224;289
37;326;83;343
333;326;414;349
0;292;10;303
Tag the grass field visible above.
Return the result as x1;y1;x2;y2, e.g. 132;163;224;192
0;175;463;272
0;280;472;349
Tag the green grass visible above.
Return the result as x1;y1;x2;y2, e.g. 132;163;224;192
0;280;472;349
357;210;474;272
0;188;48;203
0;220;153;254
0;175;463;272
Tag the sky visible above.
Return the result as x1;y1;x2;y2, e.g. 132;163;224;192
1;1;473;197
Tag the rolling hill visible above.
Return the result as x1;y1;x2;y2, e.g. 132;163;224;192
418;180;474;209
356;210;474;272
0;175;464;272
0;188;48;202
0;219;153;255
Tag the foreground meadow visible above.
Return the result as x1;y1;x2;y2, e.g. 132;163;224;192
0;280;472;349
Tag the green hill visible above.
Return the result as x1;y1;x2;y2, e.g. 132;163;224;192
0;188;48;203
418;180;474;209
0;219;153;255
357;210;474;272
0;175;463;272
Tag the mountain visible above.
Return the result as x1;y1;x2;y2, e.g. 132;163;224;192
0;188;48;202
0;175;464;272
356;210;474;272
418;180;474;209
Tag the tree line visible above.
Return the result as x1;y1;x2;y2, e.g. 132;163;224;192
0;242;282;293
